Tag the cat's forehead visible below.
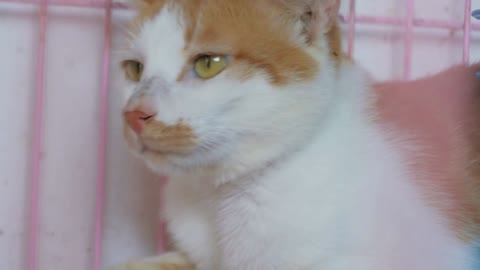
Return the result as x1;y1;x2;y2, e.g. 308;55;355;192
133;5;186;81
133;0;287;51
131;0;318;85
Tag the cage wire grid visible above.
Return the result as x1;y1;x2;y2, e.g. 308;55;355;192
0;0;477;270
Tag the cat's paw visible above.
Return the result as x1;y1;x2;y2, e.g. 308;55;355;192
107;252;194;270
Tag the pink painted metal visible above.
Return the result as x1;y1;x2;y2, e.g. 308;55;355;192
27;0;47;270
403;0;414;80
338;16;480;31
157;221;167;254
464;0;472;63
93;0;113;269
0;0;473;269
2;0;479;31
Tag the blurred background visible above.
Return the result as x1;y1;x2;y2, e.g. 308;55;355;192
0;0;479;269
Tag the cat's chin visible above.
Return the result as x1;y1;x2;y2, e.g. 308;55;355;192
141;150;181;175
136;144;230;177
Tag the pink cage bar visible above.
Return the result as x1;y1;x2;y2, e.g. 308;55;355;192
0;0;476;269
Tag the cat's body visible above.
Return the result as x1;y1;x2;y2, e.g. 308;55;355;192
162;67;473;270
113;0;480;269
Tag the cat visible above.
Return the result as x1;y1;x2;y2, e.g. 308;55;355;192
112;0;480;269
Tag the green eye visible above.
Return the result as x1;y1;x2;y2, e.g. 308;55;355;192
123;60;144;82
194;55;227;79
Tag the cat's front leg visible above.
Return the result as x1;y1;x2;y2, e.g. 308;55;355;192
107;252;195;270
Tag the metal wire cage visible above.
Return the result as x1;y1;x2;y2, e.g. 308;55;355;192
0;0;478;270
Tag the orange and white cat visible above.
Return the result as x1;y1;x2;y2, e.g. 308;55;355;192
113;0;480;269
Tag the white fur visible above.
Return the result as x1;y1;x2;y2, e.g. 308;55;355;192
116;6;477;270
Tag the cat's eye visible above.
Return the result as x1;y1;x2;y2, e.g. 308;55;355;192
194;55;227;79
122;60;144;82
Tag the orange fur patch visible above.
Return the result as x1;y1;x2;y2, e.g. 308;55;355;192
327;22;351;67
121;252;195;270
140;119;197;154
183;0;319;85
130;0;165;33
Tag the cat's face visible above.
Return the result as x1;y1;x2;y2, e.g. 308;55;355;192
120;0;341;175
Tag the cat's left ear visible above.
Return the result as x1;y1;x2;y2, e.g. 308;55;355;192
277;0;341;44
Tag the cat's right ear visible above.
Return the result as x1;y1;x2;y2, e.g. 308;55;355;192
274;0;341;45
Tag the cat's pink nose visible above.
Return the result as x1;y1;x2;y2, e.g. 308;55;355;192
124;109;156;134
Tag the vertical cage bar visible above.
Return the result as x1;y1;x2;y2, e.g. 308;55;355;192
27;0;48;270
347;0;356;57
403;0;414;80
463;0;472;63
93;0;112;269
157;221;167;254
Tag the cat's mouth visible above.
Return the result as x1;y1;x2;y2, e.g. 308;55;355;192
139;143;193;156
123;115;198;153
130;133;199;160
139;135;228;157
123;117;232;169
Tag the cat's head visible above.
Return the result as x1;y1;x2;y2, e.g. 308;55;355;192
120;0;343;177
